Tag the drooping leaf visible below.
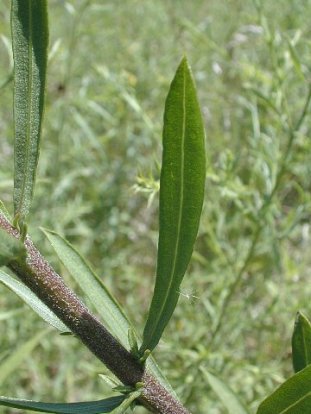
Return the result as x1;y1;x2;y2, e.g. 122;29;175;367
0;227;26;266
292;311;311;373
0;269;69;332
257;364;311;414
0;329;50;384
0;395;126;414
201;369;249;414
11;0;49;221
141;57;206;352
42;228;176;397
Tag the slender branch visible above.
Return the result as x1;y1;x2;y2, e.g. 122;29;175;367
208;82;311;346
0;212;190;414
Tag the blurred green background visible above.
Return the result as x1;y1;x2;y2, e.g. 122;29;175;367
1;0;311;413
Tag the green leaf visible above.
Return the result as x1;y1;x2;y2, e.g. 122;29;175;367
141;56;206;352
0;329;50;384
110;391;141;414
0;200;12;222
41;229;177;397
0;395;126;414
0;269;69;332
201;369;249;414
0;227;26;266
41;228;130;348
257;364;311;414
11;0;49;221
292;311;311;372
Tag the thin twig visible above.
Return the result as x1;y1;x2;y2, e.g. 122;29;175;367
209;82;311;346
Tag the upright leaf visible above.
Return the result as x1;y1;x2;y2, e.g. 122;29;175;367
0;395;126;414
0;269;69;332
141;57;206;352
11;0;48;221
292;311;311;372
42;229;177;397
0;201;12;222
41;228;130;347
257;364;311;414
201;369;249;414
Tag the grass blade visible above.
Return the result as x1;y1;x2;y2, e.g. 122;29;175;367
292;311;311;373
0;395;126;414
0;269;69;332
0;329;50;384
201;369;249;414
257;364;311;414
11;0;48;221
141;57;206;352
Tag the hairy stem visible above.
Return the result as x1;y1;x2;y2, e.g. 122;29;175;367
0;212;190;414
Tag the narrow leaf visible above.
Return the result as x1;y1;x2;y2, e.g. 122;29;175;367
257;364;311;414
292;311;311;372
0;200;12;222
42;228;176;396
0;227;26;266
141;56;206;352
110;391;141;414
41;228;130;348
11;0;49;220
0;269;69;332
0;395;126;414
201;369;249;414
0;329;50;384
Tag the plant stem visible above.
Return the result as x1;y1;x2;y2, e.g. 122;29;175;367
0;212;190;414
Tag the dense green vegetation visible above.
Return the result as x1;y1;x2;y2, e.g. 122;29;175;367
1;1;311;412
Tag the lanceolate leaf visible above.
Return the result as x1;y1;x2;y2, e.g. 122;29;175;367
41;228;130;348
201;369;249;414
257;364;311;414
0;269;69;332
110;391;141;414
42;229;177;397
141;57;206;352
0;395;126;414
292;311;311;372
11;0;48;221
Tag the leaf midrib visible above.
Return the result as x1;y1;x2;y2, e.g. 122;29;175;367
280;390;311;413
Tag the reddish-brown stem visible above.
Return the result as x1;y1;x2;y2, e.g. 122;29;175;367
0;212;190;414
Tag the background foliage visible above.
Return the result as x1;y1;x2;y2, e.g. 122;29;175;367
1;0;311;413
